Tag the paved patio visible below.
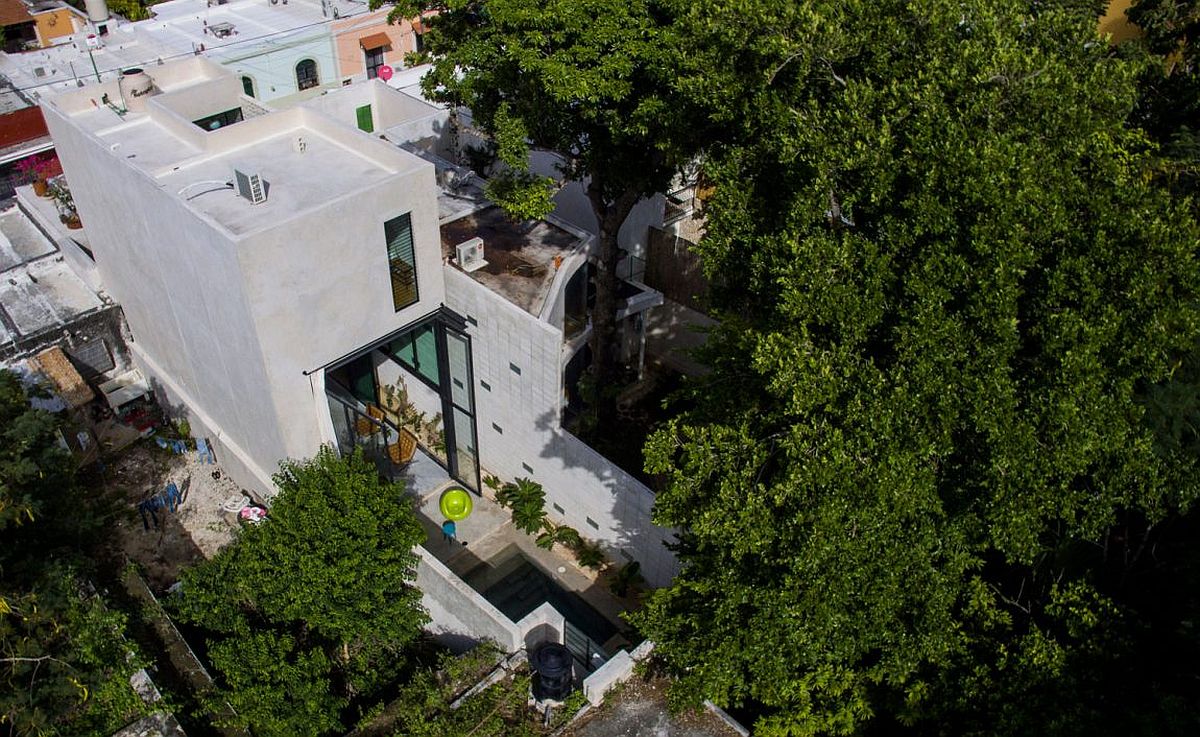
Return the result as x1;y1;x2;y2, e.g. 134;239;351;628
402;449;636;654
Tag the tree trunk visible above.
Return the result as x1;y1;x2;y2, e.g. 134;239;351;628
586;179;640;432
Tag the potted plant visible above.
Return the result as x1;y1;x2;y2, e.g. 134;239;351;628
49;179;81;229
16;154;56;197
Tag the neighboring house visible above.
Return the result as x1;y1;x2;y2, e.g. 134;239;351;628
213;24;340;105
0;0;38;52
29;1;89;48
1100;0;1142;43
40;59;680;589
0;191;124;367
0;0;375;105
0;105;52;168
331;9;423;82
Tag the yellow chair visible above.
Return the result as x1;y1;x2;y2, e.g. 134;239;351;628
387;428;418;466
355;405;385;437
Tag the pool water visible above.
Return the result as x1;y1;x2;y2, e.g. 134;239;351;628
462;545;619;648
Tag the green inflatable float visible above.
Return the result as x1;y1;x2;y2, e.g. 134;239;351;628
439;487;473;521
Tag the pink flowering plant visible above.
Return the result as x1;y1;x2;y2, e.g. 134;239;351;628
14;153;59;183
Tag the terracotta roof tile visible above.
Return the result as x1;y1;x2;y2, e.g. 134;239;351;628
0;0;34;28
0;107;49;149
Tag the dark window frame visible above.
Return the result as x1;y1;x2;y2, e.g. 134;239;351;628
384;212;419;312
295;59;320;91
364;46;385;79
192;107;244;131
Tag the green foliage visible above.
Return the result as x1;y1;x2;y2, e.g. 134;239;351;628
1127;0;1200;193
206;631;344;737
0;370;76;534
536;520;582;551
384;647;542;737
174;447;428;735
608;561;643;598
483;170;557;222
1;565;151;736
1;370;147;735
492;477;547;535
632;1;1200;734
573;540;606;571
107;0;150;21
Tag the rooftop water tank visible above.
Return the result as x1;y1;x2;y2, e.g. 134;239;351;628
532;643;574;702
118;68;154;113
84;0;109;23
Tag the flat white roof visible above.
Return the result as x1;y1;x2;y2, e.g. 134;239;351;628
47;60;428;237
0;0;366;101
156;126;405;235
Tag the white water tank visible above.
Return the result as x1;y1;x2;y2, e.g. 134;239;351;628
84;0;109;23
118;68;154;112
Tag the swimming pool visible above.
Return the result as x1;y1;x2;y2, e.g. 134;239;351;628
462;545;619;648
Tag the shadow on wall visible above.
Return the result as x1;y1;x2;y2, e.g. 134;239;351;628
527;407;680;589
144;374;272;502
644;299;716;378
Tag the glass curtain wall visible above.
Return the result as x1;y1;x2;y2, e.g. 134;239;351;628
326;311;480;492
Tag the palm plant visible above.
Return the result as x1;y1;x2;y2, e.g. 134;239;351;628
536;520;582;551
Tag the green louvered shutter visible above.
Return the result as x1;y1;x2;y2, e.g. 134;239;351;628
385;213;418;310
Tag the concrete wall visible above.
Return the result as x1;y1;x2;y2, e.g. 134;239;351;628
236;123;444;462
416;546;521;653
301;80;449;152
443;267;680;588
153;76;245;124
528;150;665;262
42;100;286;494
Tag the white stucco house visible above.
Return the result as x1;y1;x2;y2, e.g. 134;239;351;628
40;58;680;590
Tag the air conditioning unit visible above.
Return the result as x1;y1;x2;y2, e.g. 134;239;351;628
233;168;267;204
456;237;487;272
437;166;475;192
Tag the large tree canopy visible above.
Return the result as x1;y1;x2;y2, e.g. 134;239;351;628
633;1;1200;734
1128;0;1200;193
1;370;150;736
374;0;699;426
174;448;428;737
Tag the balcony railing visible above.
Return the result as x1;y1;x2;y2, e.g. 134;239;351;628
662;189;700;226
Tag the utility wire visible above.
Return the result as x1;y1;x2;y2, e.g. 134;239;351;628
5;8;420;95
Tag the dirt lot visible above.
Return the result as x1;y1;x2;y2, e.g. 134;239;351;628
95;442;254;590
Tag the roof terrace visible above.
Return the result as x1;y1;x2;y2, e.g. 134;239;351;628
440;206;588;316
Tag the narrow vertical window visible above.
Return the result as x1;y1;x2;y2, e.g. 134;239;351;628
364;46;385;79
241;75;255;98
385;213;418;311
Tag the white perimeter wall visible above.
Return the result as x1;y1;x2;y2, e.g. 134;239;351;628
443;267;680;588
43;103;286;494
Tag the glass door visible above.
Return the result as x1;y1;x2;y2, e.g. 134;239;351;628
441;326;479;492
